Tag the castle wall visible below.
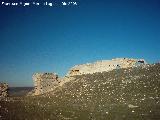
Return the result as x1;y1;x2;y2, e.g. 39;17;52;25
67;58;147;76
32;73;59;95
31;58;147;95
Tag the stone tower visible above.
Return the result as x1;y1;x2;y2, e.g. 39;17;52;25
32;73;59;95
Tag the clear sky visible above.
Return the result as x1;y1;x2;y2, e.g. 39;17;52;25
0;0;160;87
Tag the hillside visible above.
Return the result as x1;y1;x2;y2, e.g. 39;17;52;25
0;64;160;120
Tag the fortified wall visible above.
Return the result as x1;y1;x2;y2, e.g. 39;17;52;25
67;58;147;76
31;58;147;95
32;73;59;95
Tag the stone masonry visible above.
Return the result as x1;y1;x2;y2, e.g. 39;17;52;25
32;73;59;95
67;58;147;76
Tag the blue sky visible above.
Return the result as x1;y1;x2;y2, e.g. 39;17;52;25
0;0;160;86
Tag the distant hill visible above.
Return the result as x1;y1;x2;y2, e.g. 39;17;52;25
9;87;33;96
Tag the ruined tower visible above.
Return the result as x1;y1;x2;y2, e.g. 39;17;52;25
33;73;59;95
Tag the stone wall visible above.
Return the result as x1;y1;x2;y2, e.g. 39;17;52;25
31;58;147;95
0;83;8;99
32;73;59;95
67;58;147;76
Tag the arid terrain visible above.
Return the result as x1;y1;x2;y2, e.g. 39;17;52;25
0;63;160;120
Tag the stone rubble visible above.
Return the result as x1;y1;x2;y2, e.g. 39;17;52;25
0;83;8;99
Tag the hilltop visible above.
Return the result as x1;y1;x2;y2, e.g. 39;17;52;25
0;63;160;120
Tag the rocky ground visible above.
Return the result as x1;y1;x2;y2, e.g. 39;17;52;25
0;64;160;120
